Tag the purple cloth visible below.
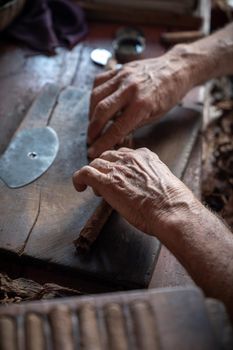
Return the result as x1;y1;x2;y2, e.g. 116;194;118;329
5;0;88;54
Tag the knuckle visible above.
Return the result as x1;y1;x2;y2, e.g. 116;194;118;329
119;67;131;80
120;152;134;164
95;100;108;115
153;153;160;161
101;150;112;158
138;147;150;156
81;165;92;176
89;158;99;167
140;147;149;152
118;147;129;153
112;171;124;184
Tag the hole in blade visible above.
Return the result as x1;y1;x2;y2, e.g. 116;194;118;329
27;152;37;159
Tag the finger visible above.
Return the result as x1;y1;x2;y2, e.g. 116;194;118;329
88;106;146;158
73;166;106;192
90;76;119;119
89;158;113;174
93;69;118;88
88;87;131;144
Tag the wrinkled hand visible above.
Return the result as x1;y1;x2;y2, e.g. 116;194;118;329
88;48;192;159
73;148;195;236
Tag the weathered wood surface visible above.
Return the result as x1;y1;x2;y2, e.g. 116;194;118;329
76;0;203;29
0;83;201;289
0;23;202;290
0;287;229;350
0;83;161;289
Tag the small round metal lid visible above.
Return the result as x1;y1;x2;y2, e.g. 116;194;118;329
90;48;112;66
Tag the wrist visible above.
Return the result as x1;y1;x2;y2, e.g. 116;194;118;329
150;187;201;241
171;44;206;88
166;22;233;89
161;45;200;101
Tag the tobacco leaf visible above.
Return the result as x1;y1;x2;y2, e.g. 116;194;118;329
202;77;233;229
0;273;81;304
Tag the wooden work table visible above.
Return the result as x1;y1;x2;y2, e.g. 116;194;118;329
0;22;201;292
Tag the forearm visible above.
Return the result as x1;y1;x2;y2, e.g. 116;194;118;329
171;22;233;88
156;196;233;316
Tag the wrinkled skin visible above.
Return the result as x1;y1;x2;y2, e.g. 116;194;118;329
74;23;233;317
73;147;233;319
88;50;192;159
73;148;196;235
88;23;233;159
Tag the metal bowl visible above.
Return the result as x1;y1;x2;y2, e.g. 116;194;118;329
0;0;26;32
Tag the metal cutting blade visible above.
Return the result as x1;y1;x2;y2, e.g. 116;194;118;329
0;127;59;188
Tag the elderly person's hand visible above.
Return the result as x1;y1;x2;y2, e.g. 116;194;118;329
87;47;194;159
76;23;233;318
88;22;233;159
73;148;197;236
73;147;233;318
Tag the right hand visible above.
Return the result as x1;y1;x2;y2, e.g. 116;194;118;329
73;148;197;237
88;46;193;159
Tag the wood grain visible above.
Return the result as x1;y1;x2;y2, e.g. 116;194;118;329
0;21;204;290
76;1;202;29
0;86;201;289
0;44;83;155
0;84;59;253
0;83;161;289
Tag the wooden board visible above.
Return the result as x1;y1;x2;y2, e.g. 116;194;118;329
0;287;224;350
76;0;203;29
0;83;201;290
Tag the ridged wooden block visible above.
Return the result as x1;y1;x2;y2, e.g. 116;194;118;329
0;287;232;350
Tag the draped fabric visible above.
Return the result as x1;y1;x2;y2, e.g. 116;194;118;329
5;0;88;54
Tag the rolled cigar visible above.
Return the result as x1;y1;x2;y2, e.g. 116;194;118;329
73;134;133;253
73;200;113;253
